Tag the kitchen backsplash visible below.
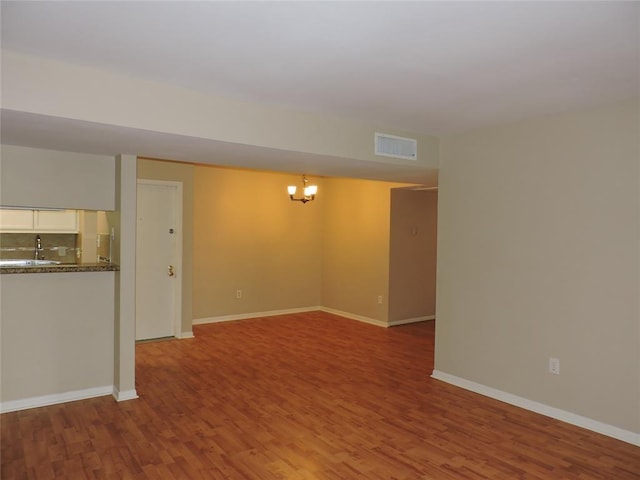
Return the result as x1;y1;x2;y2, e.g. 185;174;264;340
0;233;79;264
96;234;110;263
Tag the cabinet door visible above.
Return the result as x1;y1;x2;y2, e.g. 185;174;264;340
35;210;79;232
0;209;35;231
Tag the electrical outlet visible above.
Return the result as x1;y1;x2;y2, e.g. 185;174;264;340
549;357;560;375
236;289;242;299
377;295;383;305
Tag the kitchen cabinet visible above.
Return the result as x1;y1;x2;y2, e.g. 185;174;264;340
35;210;79;232
0;209;79;233
0;209;34;230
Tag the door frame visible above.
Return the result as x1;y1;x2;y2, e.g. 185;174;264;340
136;179;183;338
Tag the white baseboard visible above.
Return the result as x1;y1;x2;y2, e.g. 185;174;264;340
176;331;194;339
1;385;113;413
388;315;435;327
193;306;321;325
319;307;388;327
192;306;436;328
194;306;413;329
112;387;138;402
431;370;640;447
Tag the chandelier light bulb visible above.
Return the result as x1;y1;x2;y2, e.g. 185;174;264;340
288;175;318;204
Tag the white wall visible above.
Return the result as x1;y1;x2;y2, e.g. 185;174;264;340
435;100;639;437
111;155;137;401
1;51;439;172
1;272;115;407
0;145;115;210
0;146;137;408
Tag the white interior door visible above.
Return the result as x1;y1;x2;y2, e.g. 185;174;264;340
136;181;181;340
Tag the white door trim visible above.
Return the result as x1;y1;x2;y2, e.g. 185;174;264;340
136;179;183;338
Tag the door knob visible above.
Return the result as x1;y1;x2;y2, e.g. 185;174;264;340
168;265;175;277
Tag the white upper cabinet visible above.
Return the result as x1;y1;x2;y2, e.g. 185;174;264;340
35;210;79;232
0;209;79;233
0;209;34;230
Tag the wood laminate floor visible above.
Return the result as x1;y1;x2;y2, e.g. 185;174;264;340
2;311;639;479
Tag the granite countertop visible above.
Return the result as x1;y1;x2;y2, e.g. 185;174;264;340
0;263;120;274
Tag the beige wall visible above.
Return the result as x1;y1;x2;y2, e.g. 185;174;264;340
0;145;115;210
143;160;419;325
79;210;98;263
2;51;439;173
436;100;639;433
0;146;134;407
137;158;194;336
1;272;114;403
389;188;438;323
193;167;323;319
321;178;408;324
111;154;137;400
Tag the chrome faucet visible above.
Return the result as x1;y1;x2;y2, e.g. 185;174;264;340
34;235;43;260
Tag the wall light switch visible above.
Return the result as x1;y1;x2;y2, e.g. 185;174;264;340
549;357;560;375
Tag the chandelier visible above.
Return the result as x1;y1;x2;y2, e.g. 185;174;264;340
287;175;318;204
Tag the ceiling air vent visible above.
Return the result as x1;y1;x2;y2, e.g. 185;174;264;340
375;133;417;160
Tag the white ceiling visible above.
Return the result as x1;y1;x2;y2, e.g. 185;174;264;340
1;1;638;182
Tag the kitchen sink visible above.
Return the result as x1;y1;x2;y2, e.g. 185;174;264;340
0;259;62;267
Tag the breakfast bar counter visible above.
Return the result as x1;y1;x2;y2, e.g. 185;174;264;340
0;263;119;274
1;268;116;409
